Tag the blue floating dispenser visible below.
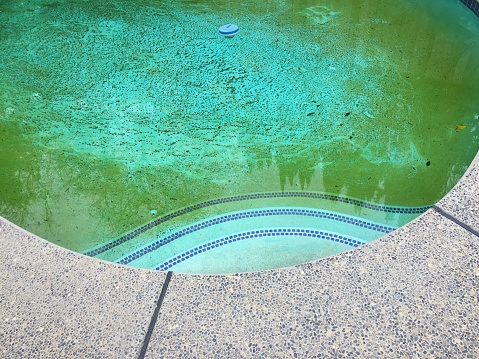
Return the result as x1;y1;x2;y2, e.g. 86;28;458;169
219;24;239;38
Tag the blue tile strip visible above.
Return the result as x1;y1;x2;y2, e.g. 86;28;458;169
116;208;395;265
460;0;479;17
84;191;430;257
155;228;364;271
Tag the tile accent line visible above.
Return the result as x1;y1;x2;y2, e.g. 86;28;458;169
138;271;173;359
460;0;479;17
432;205;479;238
84;192;430;257
117;208;393;265
155;228;364;271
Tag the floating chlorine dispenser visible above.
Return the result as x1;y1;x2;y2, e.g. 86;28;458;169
219;24;239;38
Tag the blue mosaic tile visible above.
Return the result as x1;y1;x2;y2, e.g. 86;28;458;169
461;0;479;16
116;207;395;265
85;191;431;257
154;228;365;271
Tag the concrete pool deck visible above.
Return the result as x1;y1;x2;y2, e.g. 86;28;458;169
1;149;479;358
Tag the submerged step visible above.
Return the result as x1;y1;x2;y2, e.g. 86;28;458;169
118;207;390;270
82;192;430;273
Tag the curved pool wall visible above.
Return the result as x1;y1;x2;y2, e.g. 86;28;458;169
2;1;479;357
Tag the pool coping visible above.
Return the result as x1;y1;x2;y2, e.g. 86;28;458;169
2;2;479;357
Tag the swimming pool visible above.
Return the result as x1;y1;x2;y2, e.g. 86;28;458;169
1;0;479;273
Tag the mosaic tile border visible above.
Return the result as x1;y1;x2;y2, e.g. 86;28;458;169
155;228;363;271
84;192;430;257
116;208;393;265
460;0;479;17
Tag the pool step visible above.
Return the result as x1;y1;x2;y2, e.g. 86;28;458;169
81;192;430;273
110;207;394;273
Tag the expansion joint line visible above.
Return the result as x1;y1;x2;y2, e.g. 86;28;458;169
138;271;173;359
432;205;479;238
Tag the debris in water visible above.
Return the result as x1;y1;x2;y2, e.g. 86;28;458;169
455;124;466;131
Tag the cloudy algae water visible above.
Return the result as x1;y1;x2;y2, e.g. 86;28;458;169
1;0;479;266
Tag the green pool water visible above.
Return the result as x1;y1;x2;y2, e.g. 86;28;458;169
1;0;479;272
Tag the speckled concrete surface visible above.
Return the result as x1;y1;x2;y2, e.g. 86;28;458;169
145;209;479;358
0;219;166;358
437;152;479;232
